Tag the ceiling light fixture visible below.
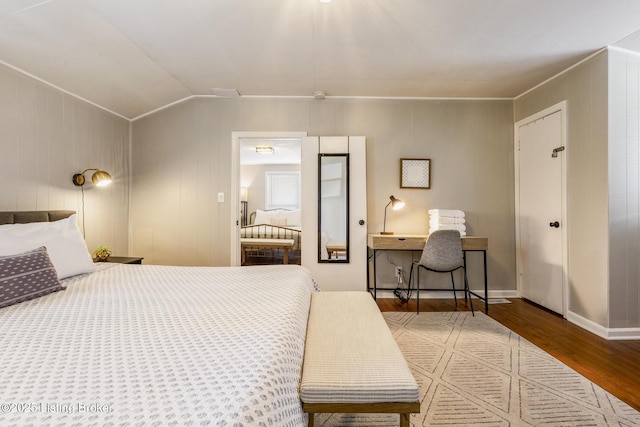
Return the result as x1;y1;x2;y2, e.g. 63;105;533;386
314;90;326;99
320;0;332;3
256;145;274;154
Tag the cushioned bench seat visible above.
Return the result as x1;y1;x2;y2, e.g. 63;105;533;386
301;292;420;427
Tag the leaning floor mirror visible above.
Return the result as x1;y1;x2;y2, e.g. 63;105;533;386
318;153;349;263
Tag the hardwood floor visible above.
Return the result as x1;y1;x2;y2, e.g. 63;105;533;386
376;297;640;412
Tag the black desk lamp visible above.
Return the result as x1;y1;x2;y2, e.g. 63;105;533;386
381;195;405;235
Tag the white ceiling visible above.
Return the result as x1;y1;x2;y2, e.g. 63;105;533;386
1;0;640;120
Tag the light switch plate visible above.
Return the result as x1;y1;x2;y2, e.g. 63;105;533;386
217;192;224;203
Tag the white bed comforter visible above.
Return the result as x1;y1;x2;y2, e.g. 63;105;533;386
0;263;317;426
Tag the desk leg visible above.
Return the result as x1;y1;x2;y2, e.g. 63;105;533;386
241;247;246;265
283;248;289;264
463;252;468;303
367;246;371;293
483;250;488;313
465;249;489;314
373;249;378;300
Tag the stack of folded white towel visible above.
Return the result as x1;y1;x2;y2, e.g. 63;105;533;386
428;209;466;236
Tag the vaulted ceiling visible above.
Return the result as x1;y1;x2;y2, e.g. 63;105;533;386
1;0;640;119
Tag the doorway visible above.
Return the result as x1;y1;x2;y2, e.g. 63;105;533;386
230;132;368;292
515;101;568;316
239;137;302;266
229;131;307;266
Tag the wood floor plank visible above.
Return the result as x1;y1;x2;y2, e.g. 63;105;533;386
376;297;640;411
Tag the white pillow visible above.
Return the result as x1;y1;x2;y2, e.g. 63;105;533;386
270;217;287;227
254;209;301;227
281;209;301;227
253;209;272;225
0;214;96;279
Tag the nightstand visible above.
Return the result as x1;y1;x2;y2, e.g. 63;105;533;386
95;256;144;265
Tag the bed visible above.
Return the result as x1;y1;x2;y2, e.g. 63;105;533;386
0;210;317;426
241;209;302;265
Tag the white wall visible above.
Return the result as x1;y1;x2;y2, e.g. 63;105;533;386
514;51;611;327
0;63;130;256
608;48;640;329
131;97;516;293
514;47;640;332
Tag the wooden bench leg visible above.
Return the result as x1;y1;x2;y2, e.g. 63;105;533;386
307;411;409;427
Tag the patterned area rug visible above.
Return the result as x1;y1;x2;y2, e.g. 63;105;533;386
317;311;640;427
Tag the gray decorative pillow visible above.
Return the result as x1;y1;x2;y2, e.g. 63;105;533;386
0;246;65;309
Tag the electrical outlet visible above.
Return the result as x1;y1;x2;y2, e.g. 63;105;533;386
395;266;403;285
217;192;224;203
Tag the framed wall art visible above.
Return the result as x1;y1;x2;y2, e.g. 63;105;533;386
400;158;431;189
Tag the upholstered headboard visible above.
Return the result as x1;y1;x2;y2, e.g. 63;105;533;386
0;210;75;225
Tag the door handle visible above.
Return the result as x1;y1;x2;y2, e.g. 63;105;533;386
549;221;560;228
552;146;565;158
359;219;365;226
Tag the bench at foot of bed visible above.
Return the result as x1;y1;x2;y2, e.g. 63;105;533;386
301;291;420;427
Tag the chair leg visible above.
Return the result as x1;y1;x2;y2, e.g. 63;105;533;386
464;275;468;302
464;267;474;316
408;263;418;314
450;271;457;306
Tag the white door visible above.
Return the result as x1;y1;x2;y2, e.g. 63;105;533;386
516;104;566;315
301;136;368;291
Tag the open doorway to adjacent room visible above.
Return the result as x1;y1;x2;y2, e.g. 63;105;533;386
238;136;303;266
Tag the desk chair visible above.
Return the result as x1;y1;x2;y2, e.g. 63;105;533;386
409;230;474;315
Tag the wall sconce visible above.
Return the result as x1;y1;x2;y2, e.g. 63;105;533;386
71;168;112;238
72;169;112;187
381;195;405;235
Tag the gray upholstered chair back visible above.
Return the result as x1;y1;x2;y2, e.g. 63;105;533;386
419;230;463;271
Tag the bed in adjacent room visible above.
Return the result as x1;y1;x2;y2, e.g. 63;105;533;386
241;209;302;265
0;210;317;426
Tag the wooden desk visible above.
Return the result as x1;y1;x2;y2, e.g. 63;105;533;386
241;238;295;264
326;240;347;260
367;234;489;312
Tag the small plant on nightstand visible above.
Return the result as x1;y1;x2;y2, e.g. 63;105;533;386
94;246;112;262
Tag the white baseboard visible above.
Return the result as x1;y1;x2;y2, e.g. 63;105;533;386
606;327;640;340
468;289;520;299
567;310;640;340
376;285;640;340
566;311;609;338
373;287;519;300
